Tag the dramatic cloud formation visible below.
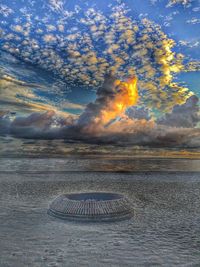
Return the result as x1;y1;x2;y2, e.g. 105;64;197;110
0;0;199;150
78;75;138;132
0;0;199;112
0;76;199;148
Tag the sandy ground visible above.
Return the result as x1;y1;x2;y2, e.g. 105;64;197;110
0;158;200;266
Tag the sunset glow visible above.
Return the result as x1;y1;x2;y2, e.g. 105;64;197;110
100;77;138;125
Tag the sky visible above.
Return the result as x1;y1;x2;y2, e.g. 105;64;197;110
0;0;200;152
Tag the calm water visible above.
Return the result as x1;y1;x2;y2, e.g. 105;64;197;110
1;158;200;266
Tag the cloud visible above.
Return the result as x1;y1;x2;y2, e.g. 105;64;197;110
88;123;200;148
0;110;76;139
179;40;200;49
186;18;200;25
0;111;11;135
61;101;84;111
0;76;199;148
166;0;193;7
1;109;200;148
0;4;13;17
0;71;84;115
78;74;138;132
0;1;198;113
126;106;152;121
157;95;200;128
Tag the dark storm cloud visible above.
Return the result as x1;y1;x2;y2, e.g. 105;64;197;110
157;95;200;128
85;127;200;148
0;111;76;139
0;109;200;148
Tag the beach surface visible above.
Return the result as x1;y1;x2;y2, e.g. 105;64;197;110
0;158;200;266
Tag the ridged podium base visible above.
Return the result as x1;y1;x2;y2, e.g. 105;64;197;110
48;192;133;222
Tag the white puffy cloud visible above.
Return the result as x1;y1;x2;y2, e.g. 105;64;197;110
166;0;193;7
186;18;200;24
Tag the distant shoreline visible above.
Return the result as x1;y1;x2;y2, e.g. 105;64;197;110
1;157;200;172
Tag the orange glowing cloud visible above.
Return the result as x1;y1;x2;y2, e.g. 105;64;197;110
77;75;139;133
100;77;138;125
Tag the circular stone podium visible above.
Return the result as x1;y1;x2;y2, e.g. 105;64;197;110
48;192;133;222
